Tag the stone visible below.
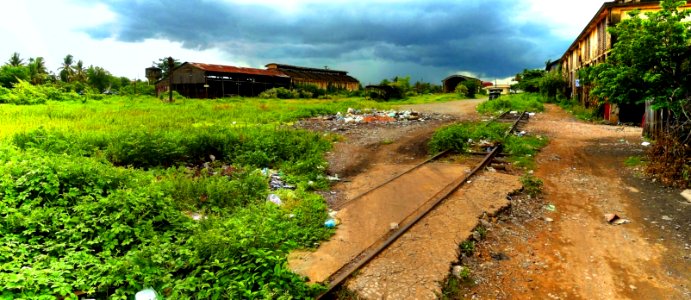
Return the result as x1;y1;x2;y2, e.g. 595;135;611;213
681;190;691;203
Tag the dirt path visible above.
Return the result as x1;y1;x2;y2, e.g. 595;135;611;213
462;104;691;299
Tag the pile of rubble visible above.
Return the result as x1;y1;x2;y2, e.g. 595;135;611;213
295;107;454;132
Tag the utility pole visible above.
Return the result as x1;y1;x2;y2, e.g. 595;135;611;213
167;56;174;102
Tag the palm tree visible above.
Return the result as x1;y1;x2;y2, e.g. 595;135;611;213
7;52;24;66
29;57;48;84
73;60;87;82
59;54;74;82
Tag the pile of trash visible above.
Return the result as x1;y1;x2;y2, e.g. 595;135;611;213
295;107;454;132
262;168;296;190
334;107;423;124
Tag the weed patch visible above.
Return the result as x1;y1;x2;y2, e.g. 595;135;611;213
477;93;545;115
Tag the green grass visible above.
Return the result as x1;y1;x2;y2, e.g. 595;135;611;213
624;155;645;167
385;93;470;104
556;99;598;121
476;93;545;115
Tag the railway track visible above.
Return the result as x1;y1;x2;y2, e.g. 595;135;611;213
317;111;530;299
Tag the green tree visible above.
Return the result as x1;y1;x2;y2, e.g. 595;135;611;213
585;0;690;115
153;57;182;78
87;65;112;92
28;57;48;84
460;79;481;98
539;69;567;101
513;69;545;93
0;65;30;88
59;54;74;82
73;60;87;82
7;52;24;67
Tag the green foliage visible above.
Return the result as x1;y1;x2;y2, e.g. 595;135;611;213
0;145;331;298
556;98;599;121
259;87;300;99
460;240;475;256
477;93;545;115
513;69;545;93
584;0;690;114
520;174;544;197
428;122;509;154
454;84;468;97
0;65;30;88
624;155;645;167
460;79;481;98
0;79;47;105
539;69;567;100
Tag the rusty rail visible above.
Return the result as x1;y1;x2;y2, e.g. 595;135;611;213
332;149;451;210
316;112;527;298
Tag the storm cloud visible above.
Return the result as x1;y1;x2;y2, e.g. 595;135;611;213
85;0;573;83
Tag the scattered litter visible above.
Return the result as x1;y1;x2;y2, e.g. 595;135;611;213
510;110;518;114
605;213;630;225
135;288;158;300
324;218;338;228
515;130;527;137
269;173;295;190
681;189;691;203
528;112;536;117
452;265;464;278
544;217;554;222
490;252;510;261
641;141;651;146
466;180;473;184
184;211;207;221
266;194;283;206
662;215;673;221
613;219;631;225
328;210;339;218
389;222;399;230
544;204;556;212
605;213;619;223
327;174;340;181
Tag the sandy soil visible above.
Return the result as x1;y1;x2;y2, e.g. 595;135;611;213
460;104;691;299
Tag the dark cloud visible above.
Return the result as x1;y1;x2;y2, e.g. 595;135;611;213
86;0;571;82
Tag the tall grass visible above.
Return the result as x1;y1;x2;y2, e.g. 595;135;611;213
476;93;545;115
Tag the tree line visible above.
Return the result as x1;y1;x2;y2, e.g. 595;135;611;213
0;52;152;95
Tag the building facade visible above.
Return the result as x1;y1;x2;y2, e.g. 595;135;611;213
265;63;360;91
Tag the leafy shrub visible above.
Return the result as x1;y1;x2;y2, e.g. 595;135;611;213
259;87;300;99
428;122;508;154
520;173;544;197
0;146;330;298
454;84;468;97
477;93;545;114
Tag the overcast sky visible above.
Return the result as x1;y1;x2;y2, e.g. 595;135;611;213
0;0;606;84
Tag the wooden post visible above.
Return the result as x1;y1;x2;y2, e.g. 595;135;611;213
167;57;174;102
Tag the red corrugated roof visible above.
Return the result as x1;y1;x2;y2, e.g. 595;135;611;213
187;62;289;77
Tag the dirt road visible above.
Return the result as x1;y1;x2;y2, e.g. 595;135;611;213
463;104;690;299
292;100;689;299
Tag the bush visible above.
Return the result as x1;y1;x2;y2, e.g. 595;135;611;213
259;87;300;99
477;93;545;114
0;145;330;298
454;84;468;98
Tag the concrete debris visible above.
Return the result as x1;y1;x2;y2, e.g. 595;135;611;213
605;213;630;225
681;189;691;203
605;213;619;223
